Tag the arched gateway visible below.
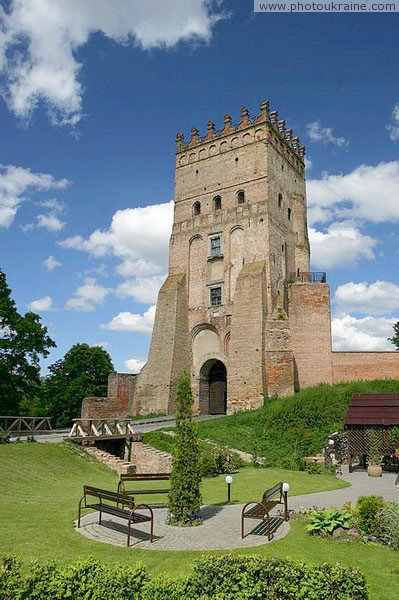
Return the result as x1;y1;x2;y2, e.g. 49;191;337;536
199;359;227;415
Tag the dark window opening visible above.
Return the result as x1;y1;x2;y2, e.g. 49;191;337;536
193;201;201;216
237;190;245;204
210;286;222;306
288;207;292;221
213;195;222;210
278;193;283;208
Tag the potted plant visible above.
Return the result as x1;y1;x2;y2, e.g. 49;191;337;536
367;431;382;477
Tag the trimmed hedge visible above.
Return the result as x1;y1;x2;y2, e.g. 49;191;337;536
0;554;368;599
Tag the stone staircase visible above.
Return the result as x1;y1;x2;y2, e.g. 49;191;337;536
84;446;136;474
84;442;172;475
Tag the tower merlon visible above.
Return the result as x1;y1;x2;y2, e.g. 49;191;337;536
174;100;305;165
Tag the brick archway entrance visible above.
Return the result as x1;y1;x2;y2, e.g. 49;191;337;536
199;359;227;415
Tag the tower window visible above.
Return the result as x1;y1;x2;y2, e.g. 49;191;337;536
210;235;222;256
278;193;283;208
237;190;245;204
288;207;292;221
193;201;201;216
210;286;222;307
213;195;222;210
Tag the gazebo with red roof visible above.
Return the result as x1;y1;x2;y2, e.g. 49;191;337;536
344;394;399;472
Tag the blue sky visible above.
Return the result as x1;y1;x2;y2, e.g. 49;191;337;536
1;1;399;374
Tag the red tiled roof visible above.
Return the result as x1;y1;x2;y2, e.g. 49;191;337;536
344;394;399;426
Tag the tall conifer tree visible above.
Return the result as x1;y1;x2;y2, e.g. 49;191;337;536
168;373;202;524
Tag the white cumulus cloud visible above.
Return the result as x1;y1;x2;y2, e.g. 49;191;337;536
332;314;398;351
0;0;224;126
28;295;53;312
60;201;173;304
43;255;61;271
124;357;146;373
306;121;348;148
102;305;156;334
307;161;399;225
65;278;111;311
334;280;399;315
387;102;399;142
0;164;69;228
309;221;377;269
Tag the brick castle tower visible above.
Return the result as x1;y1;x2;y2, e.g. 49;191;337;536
132;101;332;415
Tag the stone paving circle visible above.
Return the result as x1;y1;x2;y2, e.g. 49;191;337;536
76;504;290;551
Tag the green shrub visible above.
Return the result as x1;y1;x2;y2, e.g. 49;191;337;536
190;555;368;600
305;462;326;475
0;554;368;600
19;557;148;600
356;496;385;536
306;508;355;536
142;574;191;600
377;502;399;550
0;555;22;600
0;434;10;445
201;446;243;477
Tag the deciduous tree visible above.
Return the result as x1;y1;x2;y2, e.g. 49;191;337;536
41;343;113;427
0;269;56;414
389;322;399;350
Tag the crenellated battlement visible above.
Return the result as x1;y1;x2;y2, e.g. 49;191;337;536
175;100;305;161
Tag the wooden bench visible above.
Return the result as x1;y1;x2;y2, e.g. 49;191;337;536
241;482;289;540
117;473;171;507
77;485;154;546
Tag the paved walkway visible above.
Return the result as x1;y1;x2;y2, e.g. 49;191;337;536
76;467;398;551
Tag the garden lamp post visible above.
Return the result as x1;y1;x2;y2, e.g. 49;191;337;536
225;475;233;503
282;482;290;521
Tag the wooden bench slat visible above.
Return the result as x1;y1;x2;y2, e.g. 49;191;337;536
241;482;289;540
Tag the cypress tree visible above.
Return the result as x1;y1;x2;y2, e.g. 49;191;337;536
168;373;202;525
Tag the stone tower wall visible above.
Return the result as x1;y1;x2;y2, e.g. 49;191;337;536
289;283;334;388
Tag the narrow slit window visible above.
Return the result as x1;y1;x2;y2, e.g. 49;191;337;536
278;193;283;208
213;195;222;210
237;190;245;204
288;207;292;221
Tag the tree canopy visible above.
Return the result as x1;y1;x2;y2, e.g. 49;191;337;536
0;269;56;415
389;322;399;350
41;343;114;427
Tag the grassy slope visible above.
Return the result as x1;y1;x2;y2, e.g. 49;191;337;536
0;443;397;599
195;380;399;467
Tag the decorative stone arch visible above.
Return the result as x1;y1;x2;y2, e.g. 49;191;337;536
242;132;252;144
179;155;186;165
199;358;227;415
220;141;228;152
189;152;196;162
255;128;264;140
209;144;217;156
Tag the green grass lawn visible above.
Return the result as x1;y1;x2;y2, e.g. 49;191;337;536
0;442;397;600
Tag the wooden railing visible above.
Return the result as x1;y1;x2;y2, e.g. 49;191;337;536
69;418;139;439
0;416;52;434
289;271;327;284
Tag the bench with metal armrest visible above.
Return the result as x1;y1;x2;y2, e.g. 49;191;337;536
241;482;289;540
77;485;154;546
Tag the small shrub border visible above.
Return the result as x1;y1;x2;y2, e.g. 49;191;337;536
0;554;368;600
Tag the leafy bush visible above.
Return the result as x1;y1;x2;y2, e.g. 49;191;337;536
201;446;243;477
190;555;368;600
0;555;22;600
377;502;399;550
356;496;385;536
0;554;368;600
306;508;355;536
305;462;326;475
0;434;10;445
195;380;399;469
